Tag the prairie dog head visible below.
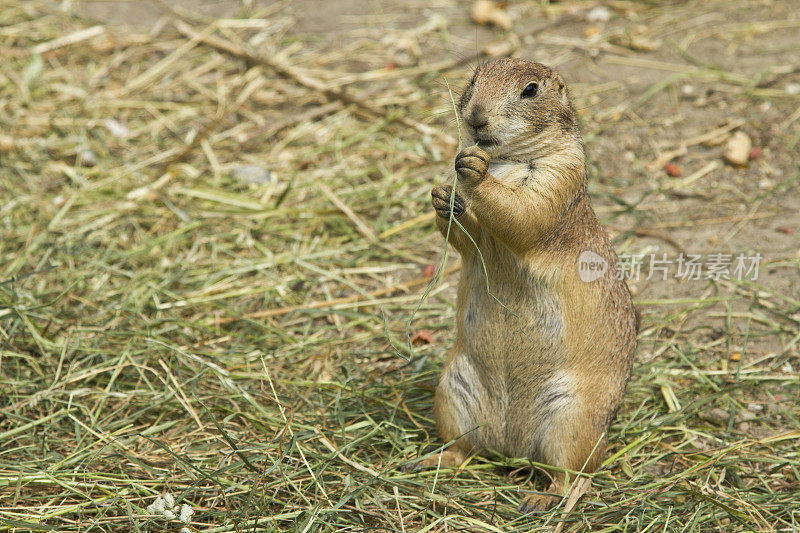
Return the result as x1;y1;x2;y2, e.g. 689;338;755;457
458;58;581;162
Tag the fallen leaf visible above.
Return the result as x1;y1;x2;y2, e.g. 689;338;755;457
553;477;592;533
411;330;433;345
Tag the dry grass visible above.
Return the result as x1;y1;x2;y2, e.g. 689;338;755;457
1;1;799;531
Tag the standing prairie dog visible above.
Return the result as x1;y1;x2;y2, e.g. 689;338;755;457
426;58;637;513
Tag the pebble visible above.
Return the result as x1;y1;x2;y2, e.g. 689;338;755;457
739;409;756;421
664;162;682;177
0;134;14;152
470;0;513;30
700;407;729;425
723;131;752;167
104;118;130;139
78;148;97;167
482;37;518;57
232;164;274;185
586;5;612;22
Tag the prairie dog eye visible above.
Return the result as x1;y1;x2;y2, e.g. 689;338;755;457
521;82;538;98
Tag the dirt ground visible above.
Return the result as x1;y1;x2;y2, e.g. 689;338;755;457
79;0;800;322
2;0;799;531
78;0;800;305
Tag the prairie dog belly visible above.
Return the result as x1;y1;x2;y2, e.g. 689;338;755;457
451;251;567;453
458;251;564;363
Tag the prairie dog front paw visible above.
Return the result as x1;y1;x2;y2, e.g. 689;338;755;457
431;185;465;219
455;145;490;187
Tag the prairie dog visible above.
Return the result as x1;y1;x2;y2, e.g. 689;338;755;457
426;58;637;513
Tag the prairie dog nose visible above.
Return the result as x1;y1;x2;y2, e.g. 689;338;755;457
466;105;489;128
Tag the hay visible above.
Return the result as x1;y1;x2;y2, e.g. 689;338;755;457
1;1;799;531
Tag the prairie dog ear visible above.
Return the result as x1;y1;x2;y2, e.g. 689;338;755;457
553;73;569;105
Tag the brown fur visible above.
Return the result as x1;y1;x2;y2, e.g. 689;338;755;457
426;58;637;513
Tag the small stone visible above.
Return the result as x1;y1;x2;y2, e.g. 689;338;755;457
785;83;800;95
104;118;130;139
758;177;774;190
482;36;518;57
723;131;752;167
586;5;612;22
91;33;116;53
470;0;513;30
0;134;14;152
584;25;600;38
738;409;756;422
78;148;97;167
232;164;274;185
628;34;661;52
664;162;682;177
748;146;761;160
700;407;729;425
